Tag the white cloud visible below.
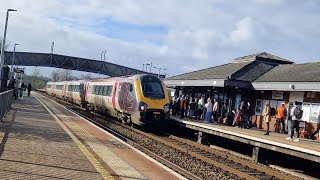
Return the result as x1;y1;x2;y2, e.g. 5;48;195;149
252;0;285;5
0;0;319;77
229;17;254;44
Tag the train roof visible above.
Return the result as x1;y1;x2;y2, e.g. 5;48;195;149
88;74;157;82
46;74;159;84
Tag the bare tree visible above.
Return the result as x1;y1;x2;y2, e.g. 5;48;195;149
30;67;45;89
31;67;40;86
82;72;92;80
50;69;61;81
61;69;73;81
32;67;40;77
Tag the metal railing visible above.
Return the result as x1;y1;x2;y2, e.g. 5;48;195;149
0;89;13;122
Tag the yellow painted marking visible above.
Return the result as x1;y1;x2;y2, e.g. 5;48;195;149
34;94;114;180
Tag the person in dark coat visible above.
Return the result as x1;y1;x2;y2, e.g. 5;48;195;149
27;83;32;96
240;100;248;129
10;80;17;99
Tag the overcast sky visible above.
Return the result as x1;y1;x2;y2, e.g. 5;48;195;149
0;0;319;77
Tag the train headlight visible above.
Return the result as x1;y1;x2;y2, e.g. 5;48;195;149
139;102;148;111
164;103;170;113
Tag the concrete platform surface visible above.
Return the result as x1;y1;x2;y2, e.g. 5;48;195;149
0;92;184;180
171;115;320;163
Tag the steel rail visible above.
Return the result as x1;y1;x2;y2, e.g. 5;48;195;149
35;91;201;180
36;90;295;180
169;135;295;180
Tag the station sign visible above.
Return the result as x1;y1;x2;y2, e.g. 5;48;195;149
272;91;283;100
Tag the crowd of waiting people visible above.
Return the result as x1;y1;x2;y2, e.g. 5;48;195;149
170;95;320;142
170;95;253;127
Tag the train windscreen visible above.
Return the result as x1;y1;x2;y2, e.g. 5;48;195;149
141;76;165;99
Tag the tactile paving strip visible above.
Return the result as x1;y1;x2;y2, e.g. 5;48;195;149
49;106;147;180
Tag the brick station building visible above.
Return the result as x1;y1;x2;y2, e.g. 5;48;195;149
164;52;320;137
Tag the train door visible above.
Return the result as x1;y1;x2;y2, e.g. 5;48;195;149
79;82;86;103
52;84;56;95
118;82;137;114
112;82;118;109
63;83;67;98
103;85;113;109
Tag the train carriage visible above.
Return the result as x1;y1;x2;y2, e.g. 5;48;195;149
46;82;55;95
85;79;115;115
66;80;84;105
46;74;170;126
53;82;67;99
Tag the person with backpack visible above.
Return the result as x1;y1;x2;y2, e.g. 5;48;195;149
19;82;25;100
263;101;271;135
286;101;302;142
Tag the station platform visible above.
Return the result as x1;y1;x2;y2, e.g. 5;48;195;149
0;92;184;180
170;115;320;163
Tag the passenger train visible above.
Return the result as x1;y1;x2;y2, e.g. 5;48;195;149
46;74;170;125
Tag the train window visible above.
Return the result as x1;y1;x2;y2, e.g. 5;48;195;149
141;76;165;99
47;84;51;89
98;86;104;95
56;85;63;90
107;86;113;96
103;86;108;96
93;86;97;94
129;84;133;92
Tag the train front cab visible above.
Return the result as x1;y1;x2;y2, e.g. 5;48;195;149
132;75;170;125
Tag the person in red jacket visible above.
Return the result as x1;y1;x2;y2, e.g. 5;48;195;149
180;96;187;119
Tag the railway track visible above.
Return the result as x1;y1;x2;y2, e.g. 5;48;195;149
36;90;299;180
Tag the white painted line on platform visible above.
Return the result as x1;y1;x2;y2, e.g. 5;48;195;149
35;92;188;180
33;93;114;180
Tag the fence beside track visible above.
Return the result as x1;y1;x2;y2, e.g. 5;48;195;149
0;89;13;122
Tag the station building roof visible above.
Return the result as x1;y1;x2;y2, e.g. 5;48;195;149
255;62;320;82
234;52;293;63
252;62;320;91
164;52;293;88
166;61;251;81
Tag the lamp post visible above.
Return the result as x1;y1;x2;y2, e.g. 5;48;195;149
11;43;19;80
0;8;17;91
149;61;152;73
145;63;150;72
153;67;167;78
51;41;54;54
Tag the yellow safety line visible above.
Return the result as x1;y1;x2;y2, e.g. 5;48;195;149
33;94;114;180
